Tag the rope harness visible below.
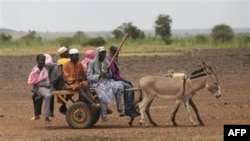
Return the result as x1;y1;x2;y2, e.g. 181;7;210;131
165;67;208;96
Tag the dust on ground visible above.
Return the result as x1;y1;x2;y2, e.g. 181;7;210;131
0;48;250;141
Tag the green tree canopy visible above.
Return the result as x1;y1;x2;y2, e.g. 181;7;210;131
112;22;145;40
20;30;41;41
112;29;123;39
0;33;12;42
155;14;172;37
211;24;234;42
73;31;86;44
154;14;172;44
57;37;73;48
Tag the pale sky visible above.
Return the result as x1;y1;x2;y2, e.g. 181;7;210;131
0;0;249;32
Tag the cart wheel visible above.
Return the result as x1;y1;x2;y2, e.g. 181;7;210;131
66;102;92;129
90;108;100;126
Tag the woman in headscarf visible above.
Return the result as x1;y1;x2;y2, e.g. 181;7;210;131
87;46;124;122
81;49;95;75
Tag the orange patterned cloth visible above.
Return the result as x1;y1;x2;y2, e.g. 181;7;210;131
63;61;89;90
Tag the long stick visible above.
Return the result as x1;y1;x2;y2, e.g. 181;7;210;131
96;33;129;87
106;33;129;68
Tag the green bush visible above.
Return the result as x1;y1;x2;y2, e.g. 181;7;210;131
86;37;106;47
195;34;207;43
211;24;234;42
57;37;73;48
0;33;12;42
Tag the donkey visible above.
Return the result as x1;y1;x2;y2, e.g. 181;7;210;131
137;63;221;127
128;67;208;126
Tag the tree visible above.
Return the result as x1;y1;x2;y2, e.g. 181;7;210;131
211;24;234;42
0;33;12;42
73;31;86;44
57;37;73;47
112;22;145;40
85;37;106;47
154;14;172;44
20;30;41;41
112;29;123;39
195;34;207;43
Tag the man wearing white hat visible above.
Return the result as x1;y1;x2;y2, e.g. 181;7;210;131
53;46;71;114
57;46;70;65
62;48;99;108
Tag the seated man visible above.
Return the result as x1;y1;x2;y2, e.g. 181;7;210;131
87;46;124;122
81;49;113;115
107;46;139;117
55;46;71;114
28;54;55;127
63;48;99;108
31;54;55;120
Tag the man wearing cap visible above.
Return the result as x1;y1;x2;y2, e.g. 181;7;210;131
107;46;139;117
57;46;70;65
50;46;71;114
87;46;124;122
63;48;99;108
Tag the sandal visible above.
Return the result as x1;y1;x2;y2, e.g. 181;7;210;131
30;116;40;121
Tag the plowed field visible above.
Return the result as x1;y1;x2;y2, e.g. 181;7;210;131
0;48;250;141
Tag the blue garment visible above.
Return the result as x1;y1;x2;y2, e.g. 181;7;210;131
107;55;135;113
122;81;134;113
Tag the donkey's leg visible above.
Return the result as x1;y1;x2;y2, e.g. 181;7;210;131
137;101;145;126
189;98;204;126
145;98;157;126
138;92;154;127
171;101;181;126
184;99;197;126
128;117;134;126
166;99;181;126
129;104;140;126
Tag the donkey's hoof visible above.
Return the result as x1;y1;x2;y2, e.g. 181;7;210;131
128;122;133;126
152;122;158;127
192;122;198;126
165;123;171;127
139;122;143;126
200;122;205;126
173;122;178;126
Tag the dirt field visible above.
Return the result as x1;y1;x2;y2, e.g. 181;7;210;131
0;48;250;141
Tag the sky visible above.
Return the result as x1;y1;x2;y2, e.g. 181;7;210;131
0;0;249;32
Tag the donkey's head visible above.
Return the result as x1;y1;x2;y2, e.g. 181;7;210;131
203;63;221;98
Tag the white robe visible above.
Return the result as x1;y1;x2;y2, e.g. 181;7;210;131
87;59;124;104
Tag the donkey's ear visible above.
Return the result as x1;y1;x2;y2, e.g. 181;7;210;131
206;66;213;74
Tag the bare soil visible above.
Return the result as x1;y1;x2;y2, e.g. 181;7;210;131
0;48;250;141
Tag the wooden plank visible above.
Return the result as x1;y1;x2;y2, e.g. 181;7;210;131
125;87;141;91
52;90;78;95
52;90;77;106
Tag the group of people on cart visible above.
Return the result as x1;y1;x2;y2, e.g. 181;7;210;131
27;45;139;127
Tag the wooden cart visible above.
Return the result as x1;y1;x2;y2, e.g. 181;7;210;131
52;88;100;129
52;87;140;128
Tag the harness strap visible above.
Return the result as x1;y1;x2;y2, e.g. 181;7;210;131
182;77;186;96
187;79;193;90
